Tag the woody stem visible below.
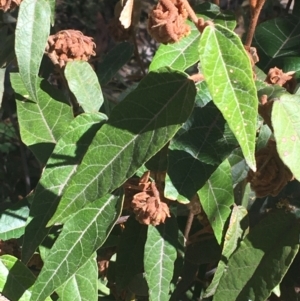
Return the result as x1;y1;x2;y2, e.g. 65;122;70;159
245;0;266;47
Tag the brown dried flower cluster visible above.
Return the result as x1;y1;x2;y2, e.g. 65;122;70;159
124;171;171;226
148;0;190;44
0;0;22;12
265;67;296;93
45;30;96;68
247;140;293;198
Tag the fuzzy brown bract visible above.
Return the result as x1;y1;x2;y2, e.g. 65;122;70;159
45;30;96;68
0;0;22;12
131;189;171;226
148;0;190;44
265;67;296;93
247;140;293;198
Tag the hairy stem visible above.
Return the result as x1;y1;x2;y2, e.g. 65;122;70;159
245;0;266;47
181;0;199;25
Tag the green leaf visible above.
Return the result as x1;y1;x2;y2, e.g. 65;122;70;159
195;80;211;107
97;42;134;85
167;102;237;200
15;0;51;101
149;3;236;73
65;61;104;113
198;159;234;244
31;190;123;301
11;73;73;164
47;0;55;25
48;69;196;225
149;21;200;72
0;36;14;68
214;210;300;301
204;205;248;297
0;203;29;240
228;148;248;185
56;254;98;301
199;25;258;171
194;2;236;30
272;94;300;181
144;216;178;301
22;113;106;263
254;16;300;71
0;255;51;301
115;216;147;291
256;82;286;100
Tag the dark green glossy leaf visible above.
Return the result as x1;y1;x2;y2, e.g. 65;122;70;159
22;113;106;263
214;210;300;301
144;216;178;301
272;94;300;181
0;255;51;301
31;190;123;301
56;254;98;301
198;159;234;244
11;73;73;164
254;16;300;71
15;0;51;101
294;1;300;14
0;203;29;240
256;82;286;100
0;33;14;68
97;42;133;85
115;216;147;291
194;2;236;30
228;148;248;185
167;102;237;200
195;80;211;107
48;69;196;224
199;25;258;171
65;61;104;113
204;205;248;297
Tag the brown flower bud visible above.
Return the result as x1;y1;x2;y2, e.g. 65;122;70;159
45;30;96;68
0;0;22;12
131;182;170;226
123;171;151;210
148;0;190;44
265;67;296;93
197;17;214;33
247;140;293;198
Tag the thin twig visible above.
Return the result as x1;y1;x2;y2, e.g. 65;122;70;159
184;209;194;241
245;0;266;47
